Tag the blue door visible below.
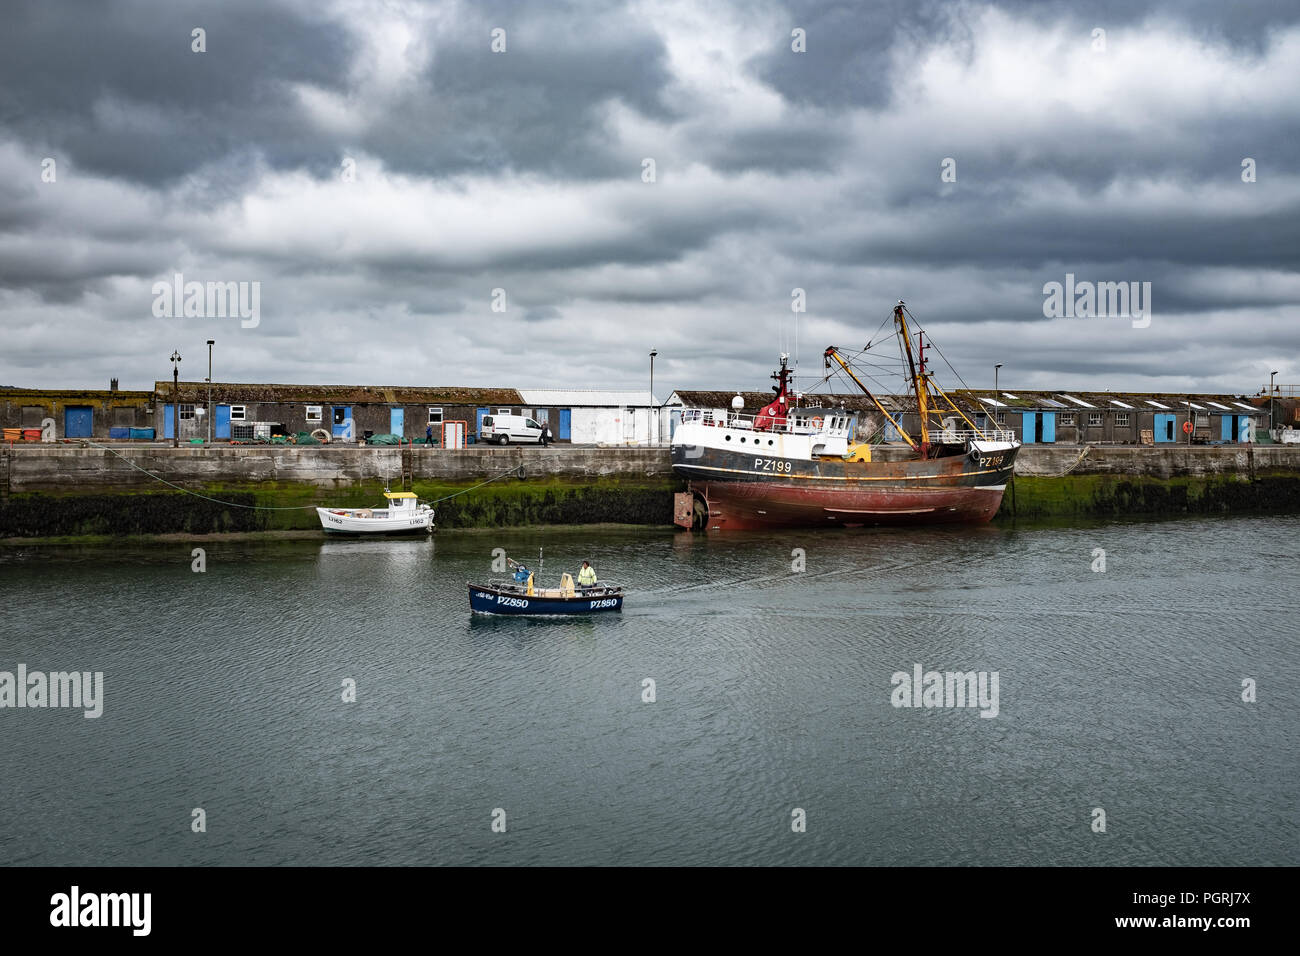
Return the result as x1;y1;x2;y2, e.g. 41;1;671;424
1041;412;1055;443
390;407;404;437
215;404;231;439
332;406;353;439
1221;416;1233;441
65;406;92;438
1022;412;1036;444
559;408;572;440
476;407;490;440
1154;413;1176;442
883;412;903;442
164;405;175;439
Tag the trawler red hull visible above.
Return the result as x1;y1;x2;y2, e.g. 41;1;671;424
685;478;1006;530
671;440;1018;530
670;305;1021;531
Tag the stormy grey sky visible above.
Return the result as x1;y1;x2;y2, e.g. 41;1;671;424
1;0;1297;397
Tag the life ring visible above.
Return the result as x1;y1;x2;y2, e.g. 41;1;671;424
1182;420;1194;434
810;416;824;429
310;428;331;443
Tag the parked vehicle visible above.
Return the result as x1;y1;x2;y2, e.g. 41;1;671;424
481;413;547;445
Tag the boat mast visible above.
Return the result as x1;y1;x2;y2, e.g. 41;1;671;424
894;301;930;457
822;346;919;450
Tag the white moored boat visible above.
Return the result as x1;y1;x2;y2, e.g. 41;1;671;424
316;491;434;534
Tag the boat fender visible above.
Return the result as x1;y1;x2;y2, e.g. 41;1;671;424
526;573;535;597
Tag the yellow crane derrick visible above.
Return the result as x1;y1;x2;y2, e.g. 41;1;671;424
826;302;1001;455
822;346;918;451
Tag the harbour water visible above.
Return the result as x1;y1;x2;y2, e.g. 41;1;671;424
1;515;1296;866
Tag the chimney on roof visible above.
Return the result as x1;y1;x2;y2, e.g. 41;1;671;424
110;377;119;392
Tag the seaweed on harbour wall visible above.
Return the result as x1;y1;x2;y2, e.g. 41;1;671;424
998;473;1300;520
0;491;266;537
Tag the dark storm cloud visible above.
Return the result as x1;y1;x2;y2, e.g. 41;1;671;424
0;0;354;185
753;0;1296;109
0;0;1297;393
0;0;677;188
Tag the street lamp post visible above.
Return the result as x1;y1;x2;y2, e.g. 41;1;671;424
649;349;658;446
207;339;215;443
1271;370;1279;434
170;350;182;448
994;364;1002;433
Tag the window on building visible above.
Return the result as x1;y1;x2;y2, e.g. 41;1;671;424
113;406;134;426
333;408;346;425
1060;413;1075;426
497;408;512;415
1088;413;1103;426
305;406;322;422
179;404;195;420
1195;412;1208;426
21;406;43;426
1116;413;1129;426
230;406;246;421
995;412;1006;424
428;407;443;424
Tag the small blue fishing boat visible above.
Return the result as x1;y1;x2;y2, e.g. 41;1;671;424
467;581;624;615
468;555;623;616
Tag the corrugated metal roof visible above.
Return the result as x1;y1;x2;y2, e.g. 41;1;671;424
668;390;885;413
518;389;659;407
958;390;1267;412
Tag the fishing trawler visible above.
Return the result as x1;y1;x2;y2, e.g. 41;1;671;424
671;301;1021;530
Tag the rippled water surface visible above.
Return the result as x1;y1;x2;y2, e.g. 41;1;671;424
1;516;1297;865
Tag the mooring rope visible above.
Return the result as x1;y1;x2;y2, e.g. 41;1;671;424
1034;444;1091;478
424;465;525;504
76;439;523;511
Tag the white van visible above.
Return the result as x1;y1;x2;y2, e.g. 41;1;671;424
481;413;547;445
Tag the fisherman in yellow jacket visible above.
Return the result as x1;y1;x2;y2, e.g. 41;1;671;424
577;561;598;592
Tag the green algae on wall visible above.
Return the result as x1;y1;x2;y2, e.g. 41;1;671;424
998;472;1300;520
0;478;681;538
